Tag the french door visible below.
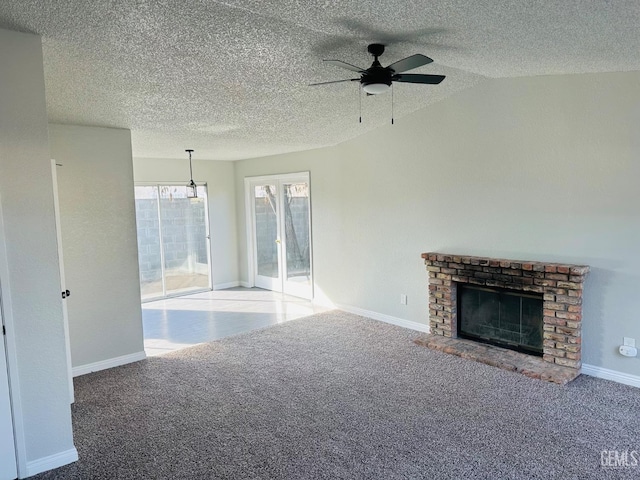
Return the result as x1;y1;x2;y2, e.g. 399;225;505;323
247;173;313;299
134;184;212;301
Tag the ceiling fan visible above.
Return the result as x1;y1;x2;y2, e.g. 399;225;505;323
310;43;445;95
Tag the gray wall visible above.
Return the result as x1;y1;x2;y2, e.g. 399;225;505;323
0;29;75;473
234;71;640;378
49;124;145;369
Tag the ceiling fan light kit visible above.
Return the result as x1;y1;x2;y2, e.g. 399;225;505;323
362;82;391;95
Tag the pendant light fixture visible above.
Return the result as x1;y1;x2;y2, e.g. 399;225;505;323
185;149;197;198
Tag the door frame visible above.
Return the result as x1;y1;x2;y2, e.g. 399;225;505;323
0;195;27;477
244;172;313;299
0;282;18;480
51;160;75;404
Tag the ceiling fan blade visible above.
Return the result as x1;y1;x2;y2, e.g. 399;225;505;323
309;78;359;86
323;59;366;73
393;74;445;85
386;54;433;73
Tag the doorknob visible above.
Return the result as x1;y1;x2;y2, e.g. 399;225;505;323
275;239;281;244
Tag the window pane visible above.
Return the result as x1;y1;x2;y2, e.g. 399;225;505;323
134;186;163;300
158;186;209;296
255;185;279;278
283;183;310;286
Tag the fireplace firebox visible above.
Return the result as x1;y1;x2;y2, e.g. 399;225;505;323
457;284;543;356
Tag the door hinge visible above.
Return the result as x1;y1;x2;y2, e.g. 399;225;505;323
2;325;5;336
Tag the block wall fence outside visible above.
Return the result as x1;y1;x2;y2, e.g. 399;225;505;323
254;197;310;272
422;253;589;372
135;198;207;283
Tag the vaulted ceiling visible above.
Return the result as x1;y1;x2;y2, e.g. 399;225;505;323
1;1;639;160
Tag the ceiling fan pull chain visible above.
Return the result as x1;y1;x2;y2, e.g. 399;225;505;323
359;84;362;124
391;84;395;125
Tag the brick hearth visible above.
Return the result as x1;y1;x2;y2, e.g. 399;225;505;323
417;253;589;383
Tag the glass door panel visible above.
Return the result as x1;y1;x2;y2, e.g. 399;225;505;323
254;184;281;290
159;185;210;296
135;184;211;301
135;186;164;301
282;182;312;298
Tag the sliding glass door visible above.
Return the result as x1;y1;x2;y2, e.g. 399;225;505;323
135;184;211;301
248;173;313;299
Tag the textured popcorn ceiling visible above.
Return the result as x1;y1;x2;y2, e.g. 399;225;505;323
1;1;639;160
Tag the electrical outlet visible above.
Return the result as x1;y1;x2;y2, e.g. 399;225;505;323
619;345;638;357
400;294;407;305
623;337;636;347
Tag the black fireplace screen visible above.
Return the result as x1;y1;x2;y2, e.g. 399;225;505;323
457;284;543;355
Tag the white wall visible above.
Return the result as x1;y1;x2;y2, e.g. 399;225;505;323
0;29;76;475
133;157;239;288
49;124;145;371
234;71;640;378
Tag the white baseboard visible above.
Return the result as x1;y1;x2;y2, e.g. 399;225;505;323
239;281;252;288
25;447;78;477
213;281;240;290
336;304;430;333
72;351;147;377
581;364;640;388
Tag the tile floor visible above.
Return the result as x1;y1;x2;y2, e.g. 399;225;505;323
142;287;329;356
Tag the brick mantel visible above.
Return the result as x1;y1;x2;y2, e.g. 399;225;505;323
421;253;589;373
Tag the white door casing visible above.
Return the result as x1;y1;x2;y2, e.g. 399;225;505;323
51;159;75;404
0;243;17;480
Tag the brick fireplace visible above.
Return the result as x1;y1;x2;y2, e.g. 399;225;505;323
416;253;589;384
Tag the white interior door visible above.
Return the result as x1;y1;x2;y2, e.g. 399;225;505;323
0;288;18;480
248;173;313;299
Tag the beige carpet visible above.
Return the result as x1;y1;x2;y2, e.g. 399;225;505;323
34;311;640;479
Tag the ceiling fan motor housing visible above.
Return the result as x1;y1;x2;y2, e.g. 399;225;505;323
362;46;392;93
361;66;392;90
